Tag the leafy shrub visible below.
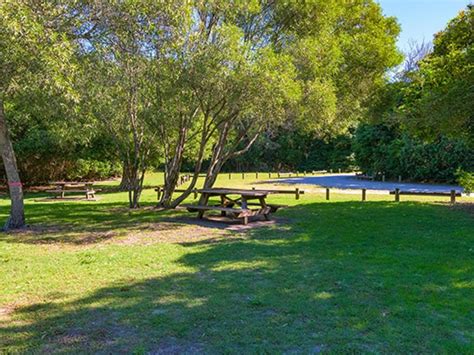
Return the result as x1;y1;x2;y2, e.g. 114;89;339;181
353;123;473;183
71;159;122;181
456;170;474;193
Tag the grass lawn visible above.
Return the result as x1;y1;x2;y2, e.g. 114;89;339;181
0;173;473;353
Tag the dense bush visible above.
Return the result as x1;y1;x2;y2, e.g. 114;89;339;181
456;170;474;193
223;129;355;172
353;123;473;183
1;127;122;185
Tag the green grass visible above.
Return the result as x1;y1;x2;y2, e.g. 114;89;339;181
0;173;473;353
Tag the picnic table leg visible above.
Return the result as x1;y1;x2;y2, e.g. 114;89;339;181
220;195;227;217
259;196;270;220
241;197;248;224
198;193;209;219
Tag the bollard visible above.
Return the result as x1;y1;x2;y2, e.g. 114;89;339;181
395;188;400;202
326;188;330;201
450;190;456;204
362;188;366;201
296;188;300;200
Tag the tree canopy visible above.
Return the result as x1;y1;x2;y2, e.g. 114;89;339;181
1;0;404;225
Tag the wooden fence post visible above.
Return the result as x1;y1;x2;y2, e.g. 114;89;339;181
398;175;402;182
156;186;162;201
295;188;300;200
450;189;456;204
382;174;386;182
326;188;330;201
395;188;400;202
242;172;245;180
256;172;258;179
278;172;281;178
362;188;366;201
229;173;231;180
193;188;198;199
268;172;271;178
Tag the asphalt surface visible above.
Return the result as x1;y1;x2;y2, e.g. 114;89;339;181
274;174;464;193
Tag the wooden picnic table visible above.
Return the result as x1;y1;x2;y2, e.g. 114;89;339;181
182;188;284;225
46;181;99;200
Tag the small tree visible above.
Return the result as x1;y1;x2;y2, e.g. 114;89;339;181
77;1;188;208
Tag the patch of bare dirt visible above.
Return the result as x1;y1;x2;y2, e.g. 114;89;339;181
0;215;287;248
0;305;15;318
113;216;283;245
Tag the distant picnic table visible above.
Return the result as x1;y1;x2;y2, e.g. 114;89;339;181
46;181;99;200
183;188;284;225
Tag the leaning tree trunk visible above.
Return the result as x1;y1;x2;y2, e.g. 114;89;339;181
198;122;231;204
0;100;25;230
159;126;188;207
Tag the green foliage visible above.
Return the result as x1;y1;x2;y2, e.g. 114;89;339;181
74;159;121;181
456;169;474;193
353;123;473;183
399;5;474;142
225;130;355;172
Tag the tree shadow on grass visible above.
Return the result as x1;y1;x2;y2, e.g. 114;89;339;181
1;201;473;352
0;196;180;244
0;192;289;245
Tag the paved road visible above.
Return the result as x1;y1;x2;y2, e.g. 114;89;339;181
274;174;464;193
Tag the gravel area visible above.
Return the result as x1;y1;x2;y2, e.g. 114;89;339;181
274;173;464;193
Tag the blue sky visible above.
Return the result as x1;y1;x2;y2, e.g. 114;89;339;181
377;0;470;52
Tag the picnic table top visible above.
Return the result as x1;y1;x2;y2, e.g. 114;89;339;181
197;188;268;197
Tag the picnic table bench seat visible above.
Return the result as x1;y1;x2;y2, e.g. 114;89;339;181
182;204;273;219
245;202;287;213
183;204;243;214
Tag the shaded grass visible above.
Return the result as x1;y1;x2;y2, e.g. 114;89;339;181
0;175;473;353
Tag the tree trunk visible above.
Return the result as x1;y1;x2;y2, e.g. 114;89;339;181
158;126;188;207
0;100;25;230
118;163;132;191
199;122;231;204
